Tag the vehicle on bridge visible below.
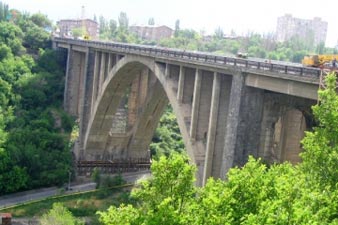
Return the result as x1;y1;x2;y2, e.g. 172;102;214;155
236;52;248;58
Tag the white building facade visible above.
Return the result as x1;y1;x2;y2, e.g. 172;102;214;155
276;14;327;46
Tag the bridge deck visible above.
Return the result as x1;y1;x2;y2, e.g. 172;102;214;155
53;37;321;82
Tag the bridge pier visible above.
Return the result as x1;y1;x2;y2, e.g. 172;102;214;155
64;47;86;117
203;72;221;185
190;68;202;141
220;72;245;178
177;65;185;103
78;49;95;159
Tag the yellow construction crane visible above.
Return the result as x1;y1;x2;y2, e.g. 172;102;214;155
302;54;338;68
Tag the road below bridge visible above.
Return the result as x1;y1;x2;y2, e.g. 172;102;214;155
0;171;150;209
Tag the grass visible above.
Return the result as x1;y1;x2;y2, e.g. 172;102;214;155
0;186;134;223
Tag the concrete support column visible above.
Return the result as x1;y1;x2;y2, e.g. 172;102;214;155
78;49;95;159
111;53;117;67
99;52;106;92
63;46;73;112
91;51;100;114
76;54;85;116
165;63;170;78
107;53;112;74
190;68;202;141
64;48;85;116
203;72;221;185
220;72;244;179
128;74;141;128
177;65;185;103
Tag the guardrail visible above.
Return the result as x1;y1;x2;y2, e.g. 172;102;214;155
77;159;151;175
53;37;321;79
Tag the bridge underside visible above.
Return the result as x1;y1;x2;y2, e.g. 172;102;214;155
61;45;317;185
86;65;168;161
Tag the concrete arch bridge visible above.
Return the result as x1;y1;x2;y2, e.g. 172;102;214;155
54;38;320;185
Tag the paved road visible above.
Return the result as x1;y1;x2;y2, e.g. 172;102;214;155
0;171;151;209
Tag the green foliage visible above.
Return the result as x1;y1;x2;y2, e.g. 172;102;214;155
0;9;72;194
6;127;72;188
98;204;140;225
301;73;338;189
24;25;51;50
0;77;12;108
0;108;28;194
39;203;84;225
1;187;132;222
97;174;126;199
0;43;11;60
0;21;23;43
30;12;51;29
71;27;85;39
156;27;336;62
159;29;201;51
105;173;125;187
108;19;117;37
150;105;185;159
99;13;138;43
118;12;129;30
92;168;101;189
98;153;196;225
174;19;180;37
214;26;224;39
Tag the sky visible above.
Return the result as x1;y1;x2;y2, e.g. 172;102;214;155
6;0;338;47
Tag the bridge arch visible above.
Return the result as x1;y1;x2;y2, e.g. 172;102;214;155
84;55;197;170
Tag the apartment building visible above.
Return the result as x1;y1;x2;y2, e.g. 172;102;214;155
276;14;327;46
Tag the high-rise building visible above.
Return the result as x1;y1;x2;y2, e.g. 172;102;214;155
276;14;327;46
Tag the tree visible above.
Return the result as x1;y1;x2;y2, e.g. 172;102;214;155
108;19;117;38
301;72;338;189
24;25;50;50
214;26;224;39
0;108;28;193
150;106;184;158
174;19;180;37
0;2;9;21
71;27;84;39
0;21;24;46
0;7;73;195
118;12;129;30
40;203;84;225
30;13;51;29
91;167;101;188
98;153;196;224
316;41;325;54
148;17;155;26
99;16;107;35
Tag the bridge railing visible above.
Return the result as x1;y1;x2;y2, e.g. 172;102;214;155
53;37;321;79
